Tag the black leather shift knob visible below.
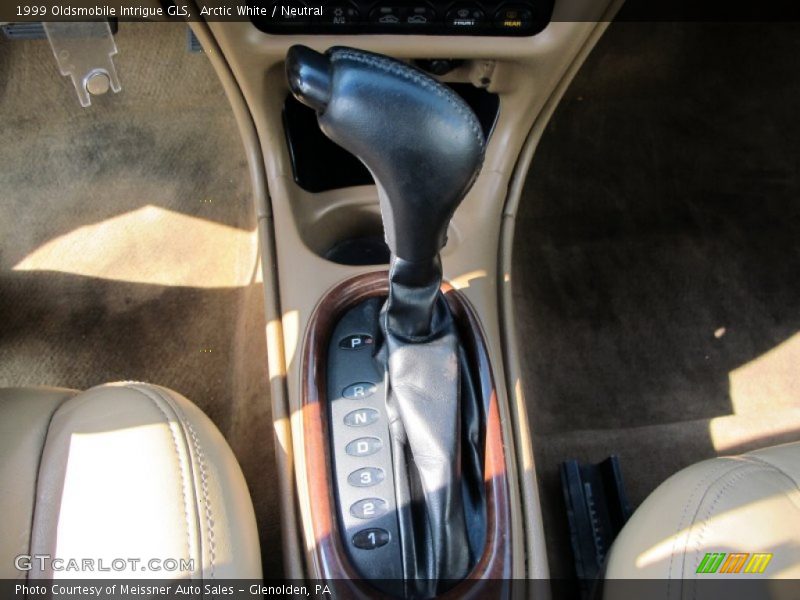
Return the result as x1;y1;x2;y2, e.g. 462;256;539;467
286;45;485;264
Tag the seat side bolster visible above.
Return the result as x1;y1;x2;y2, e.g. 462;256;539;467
126;383;263;580
0;387;77;579
28;383;261;580
606;442;800;583
605;457;744;580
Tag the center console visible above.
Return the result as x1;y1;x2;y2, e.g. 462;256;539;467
190;0;622;590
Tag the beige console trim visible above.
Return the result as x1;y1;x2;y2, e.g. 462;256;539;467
190;0;622;580
499;2;625;579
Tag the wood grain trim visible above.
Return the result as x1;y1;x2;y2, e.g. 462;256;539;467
301;271;512;598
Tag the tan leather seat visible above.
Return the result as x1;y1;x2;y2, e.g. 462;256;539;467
606;442;800;582
0;383;261;580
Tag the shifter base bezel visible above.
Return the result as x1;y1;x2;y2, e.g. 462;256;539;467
301;272;512;597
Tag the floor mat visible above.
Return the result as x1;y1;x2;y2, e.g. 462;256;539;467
512;21;800;578
0;24;282;577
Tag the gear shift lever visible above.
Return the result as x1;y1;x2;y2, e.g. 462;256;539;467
286;45;484;265
287;46;486;596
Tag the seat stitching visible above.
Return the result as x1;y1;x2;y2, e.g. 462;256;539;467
689;466;752;600
741;455;800;491
665;458;741;596
27;391;75;581
165;399;217;580
124;384;196;577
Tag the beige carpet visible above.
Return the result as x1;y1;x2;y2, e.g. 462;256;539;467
513;21;800;579
0;23;282;577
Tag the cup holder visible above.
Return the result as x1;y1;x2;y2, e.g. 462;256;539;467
324;235;390;266
296;197;390;266
295;194;460;266
292;187;459;266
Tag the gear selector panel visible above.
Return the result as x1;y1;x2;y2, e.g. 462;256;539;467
326;299;403;587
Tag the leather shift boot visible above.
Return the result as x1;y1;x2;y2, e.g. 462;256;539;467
377;257;486;598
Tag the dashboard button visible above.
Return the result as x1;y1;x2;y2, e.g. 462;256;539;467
446;4;485;29
343;382;377;399
320;3;360;26
350;498;388;519
406;6;436;25
352;528;390;549
344;408;379;427
369;6;404;25
338;334;373;350
494;5;533;31
348;467;385;487
346;437;383;457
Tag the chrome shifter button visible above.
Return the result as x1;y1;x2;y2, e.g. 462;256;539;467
343;382;377;399
350;498;388;519
353;528;390;549
344;408;379;427
348;467;385;487
345;436;382;457
339;334;373;350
